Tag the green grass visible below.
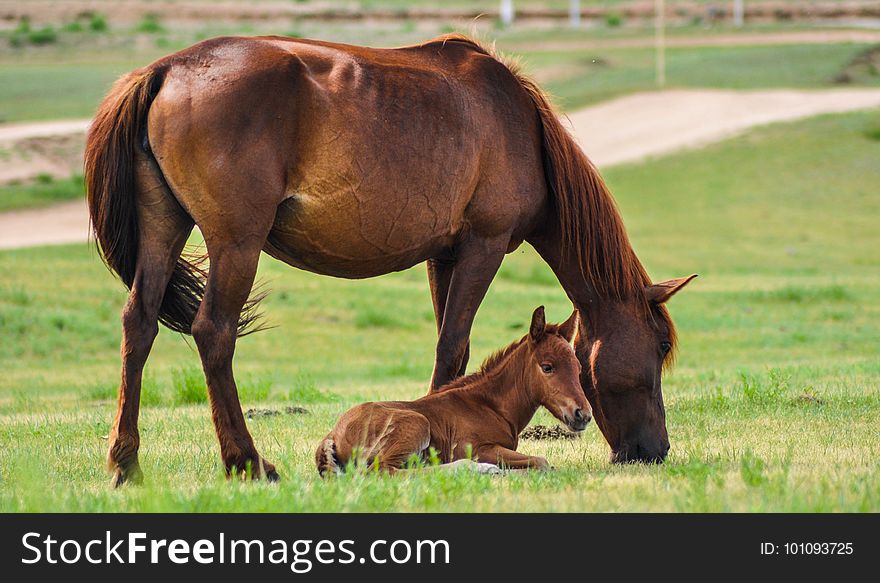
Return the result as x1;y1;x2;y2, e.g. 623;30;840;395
532;43;880;109
1;111;878;512
0;20;876;122
0;175;84;212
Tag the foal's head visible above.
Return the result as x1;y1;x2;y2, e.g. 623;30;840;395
525;306;591;432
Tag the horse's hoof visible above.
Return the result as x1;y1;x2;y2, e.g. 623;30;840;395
227;456;279;482
473;462;503;475
110;463;143;488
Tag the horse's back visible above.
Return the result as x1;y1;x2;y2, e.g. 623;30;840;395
147;35;546;276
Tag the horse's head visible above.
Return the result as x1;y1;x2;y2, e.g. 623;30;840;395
526;306;591;433
577;275;697;464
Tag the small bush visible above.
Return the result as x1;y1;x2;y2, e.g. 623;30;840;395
605;13;624;27
172;366;207;404
89;13;108;32
27;26;58;46
136;14;165;34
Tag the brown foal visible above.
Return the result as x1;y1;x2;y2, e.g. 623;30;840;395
315;307;590;475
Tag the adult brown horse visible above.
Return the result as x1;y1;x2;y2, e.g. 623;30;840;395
85;33;695;486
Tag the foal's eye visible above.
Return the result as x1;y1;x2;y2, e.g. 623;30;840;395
540;364;554;374
660;341;672;355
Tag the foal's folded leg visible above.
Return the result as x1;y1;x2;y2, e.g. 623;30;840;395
366;411;432;473
477;445;551;471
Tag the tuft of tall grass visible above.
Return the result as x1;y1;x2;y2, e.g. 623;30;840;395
172;366;207;404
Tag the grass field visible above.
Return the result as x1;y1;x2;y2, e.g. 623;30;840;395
1;19;877;122
1;111;878;512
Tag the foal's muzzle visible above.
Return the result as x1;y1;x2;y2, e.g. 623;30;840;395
566;408;591;432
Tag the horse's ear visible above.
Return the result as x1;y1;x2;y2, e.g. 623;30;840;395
645;274;698;304
558;310;579;345
529;306;546;343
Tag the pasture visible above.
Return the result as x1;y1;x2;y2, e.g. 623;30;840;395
1;19;878;123
1;111;878;512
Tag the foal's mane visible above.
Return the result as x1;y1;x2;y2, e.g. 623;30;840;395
438;336;525;392
438;326;567;392
422;34;677;360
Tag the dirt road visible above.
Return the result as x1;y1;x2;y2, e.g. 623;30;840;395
2;87;879;250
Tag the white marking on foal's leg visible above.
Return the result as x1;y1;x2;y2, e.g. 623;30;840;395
442;459;502;474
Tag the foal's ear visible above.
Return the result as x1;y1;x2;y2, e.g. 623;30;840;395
558;310;579;345
529;306;546;343
645;274;698;304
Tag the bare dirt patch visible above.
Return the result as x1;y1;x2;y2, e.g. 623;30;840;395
520;424;580;440
245;406;310;419
0;120;89;185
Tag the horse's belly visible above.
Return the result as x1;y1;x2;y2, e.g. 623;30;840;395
265;190;458;278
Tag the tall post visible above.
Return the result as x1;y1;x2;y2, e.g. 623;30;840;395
570;0;581;28
500;0;515;27
733;0;744;27
655;0;666;87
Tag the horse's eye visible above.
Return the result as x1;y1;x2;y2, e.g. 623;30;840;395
660;341;672;355
541;364;554;374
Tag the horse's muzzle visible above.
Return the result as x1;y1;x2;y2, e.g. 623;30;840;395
611;441;670;464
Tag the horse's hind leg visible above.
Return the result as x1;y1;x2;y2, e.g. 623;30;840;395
109;153;193;487
368;412;431;473
191;218;278;481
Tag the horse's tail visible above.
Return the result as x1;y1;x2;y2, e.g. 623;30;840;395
512;72;649;300
85;66;261;336
315;438;341;477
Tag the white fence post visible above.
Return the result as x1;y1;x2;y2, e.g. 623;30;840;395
734;0;744;27
500;0;515;27
570;0;581;28
656;0;666;86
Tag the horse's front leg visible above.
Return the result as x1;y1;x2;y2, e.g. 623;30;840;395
426;259;469;379
429;236;508;391
477;445;551;471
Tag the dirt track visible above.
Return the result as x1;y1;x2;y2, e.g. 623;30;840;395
2;87;880;250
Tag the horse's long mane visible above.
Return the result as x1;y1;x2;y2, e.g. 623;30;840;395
424;34;677;360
